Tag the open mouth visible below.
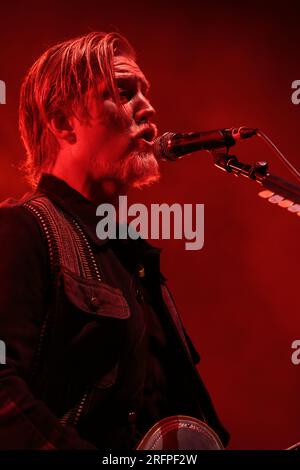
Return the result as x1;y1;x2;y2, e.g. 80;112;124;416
135;126;156;143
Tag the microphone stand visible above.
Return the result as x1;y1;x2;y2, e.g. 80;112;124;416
212;152;300;212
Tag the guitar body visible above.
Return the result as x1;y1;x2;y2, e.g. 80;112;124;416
136;415;224;450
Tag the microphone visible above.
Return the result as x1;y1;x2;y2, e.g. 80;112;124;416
153;127;258;160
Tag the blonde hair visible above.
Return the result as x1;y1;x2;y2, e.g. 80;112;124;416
19;31;136;187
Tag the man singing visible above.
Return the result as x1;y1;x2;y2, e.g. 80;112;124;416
0;31;229;449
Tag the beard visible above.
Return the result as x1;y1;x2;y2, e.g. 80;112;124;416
115;150;161;189
89;149;161;203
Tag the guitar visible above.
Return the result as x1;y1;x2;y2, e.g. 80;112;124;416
136;415;224;450
136;415;300;451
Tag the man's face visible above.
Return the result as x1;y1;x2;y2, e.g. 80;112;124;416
70;54;160;193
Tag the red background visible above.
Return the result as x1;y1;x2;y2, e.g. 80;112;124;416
0;0;299;449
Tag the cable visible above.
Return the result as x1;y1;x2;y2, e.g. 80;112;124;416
257;130;300;182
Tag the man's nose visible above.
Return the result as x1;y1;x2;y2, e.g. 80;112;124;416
134;95;156;123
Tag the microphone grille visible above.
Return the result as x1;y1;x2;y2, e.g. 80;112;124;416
153;132;176;160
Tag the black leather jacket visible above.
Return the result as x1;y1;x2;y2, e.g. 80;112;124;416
0;174;229;449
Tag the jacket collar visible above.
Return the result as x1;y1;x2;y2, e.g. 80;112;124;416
37;173;108;246
36;174;163;264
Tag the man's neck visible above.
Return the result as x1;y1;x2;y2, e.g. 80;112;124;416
48;167;127;207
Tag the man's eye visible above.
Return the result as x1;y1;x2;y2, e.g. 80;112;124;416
118;89;133;103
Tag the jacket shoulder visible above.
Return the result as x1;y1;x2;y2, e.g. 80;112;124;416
0;193;47;247
0;190;37;208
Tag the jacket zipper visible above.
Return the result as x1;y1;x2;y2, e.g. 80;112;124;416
60;391;89;426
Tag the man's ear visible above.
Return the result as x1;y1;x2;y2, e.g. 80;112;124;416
49;111;77;144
